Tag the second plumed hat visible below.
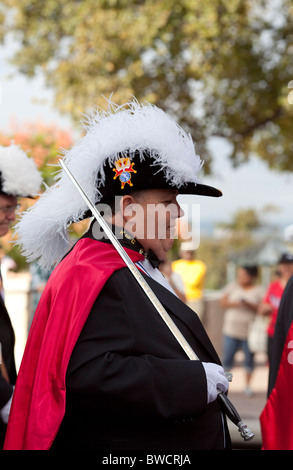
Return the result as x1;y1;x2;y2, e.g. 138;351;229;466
0;144;42;198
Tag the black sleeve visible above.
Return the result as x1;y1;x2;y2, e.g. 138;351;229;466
66;270;208;420
0;373;13;409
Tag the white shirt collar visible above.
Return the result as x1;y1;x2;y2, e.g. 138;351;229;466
136;258;177;297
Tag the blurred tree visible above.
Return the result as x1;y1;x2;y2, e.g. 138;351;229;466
196;237;230;290
1;0;293;172
217;207;262;232
217;204;280;232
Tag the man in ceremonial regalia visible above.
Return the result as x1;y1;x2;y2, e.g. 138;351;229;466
4;100;231;450
0;144;41;448
260;226;293;450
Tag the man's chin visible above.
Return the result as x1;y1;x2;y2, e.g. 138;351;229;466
158;238;174;260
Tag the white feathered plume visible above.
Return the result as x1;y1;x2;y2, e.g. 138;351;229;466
284;224;293;243
0;144;42;197
15;99;204;269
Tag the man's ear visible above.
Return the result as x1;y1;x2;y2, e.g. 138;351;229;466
120;194;137;223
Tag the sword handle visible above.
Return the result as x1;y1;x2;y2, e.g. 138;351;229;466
217;392;255;441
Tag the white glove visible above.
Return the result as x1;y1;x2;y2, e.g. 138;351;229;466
0;388;14;424
202;362;229;404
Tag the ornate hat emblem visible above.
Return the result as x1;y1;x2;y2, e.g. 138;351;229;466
113;157;137;189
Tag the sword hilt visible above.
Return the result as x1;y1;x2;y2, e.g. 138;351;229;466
217;392;255;441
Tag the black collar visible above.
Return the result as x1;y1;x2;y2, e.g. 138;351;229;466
83;221;162;269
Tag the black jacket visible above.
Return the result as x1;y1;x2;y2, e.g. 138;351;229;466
0;296;16;448
52;251;231;450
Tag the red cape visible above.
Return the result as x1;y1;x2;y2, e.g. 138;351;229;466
260;322;293;450
4;238;143;450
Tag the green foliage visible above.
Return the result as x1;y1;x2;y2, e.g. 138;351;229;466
1;0;293;172
195;238;228;290
217;208;263;232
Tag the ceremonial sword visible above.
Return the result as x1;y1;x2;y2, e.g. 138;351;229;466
59;159;254;442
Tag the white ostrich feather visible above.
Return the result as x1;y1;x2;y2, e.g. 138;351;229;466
0;144;42;197
15;99;204;269
284;224;293;243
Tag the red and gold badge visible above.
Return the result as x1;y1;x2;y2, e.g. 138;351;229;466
113;157;137;189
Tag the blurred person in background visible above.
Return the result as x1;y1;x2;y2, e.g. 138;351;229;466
220;265;264;396
0;144;41;448
172;241;206;321
159;259;186;302
258;253;293;364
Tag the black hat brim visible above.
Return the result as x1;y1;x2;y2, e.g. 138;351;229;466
178;181;222;198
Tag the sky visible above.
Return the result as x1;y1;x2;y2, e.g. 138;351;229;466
1;40;292;236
